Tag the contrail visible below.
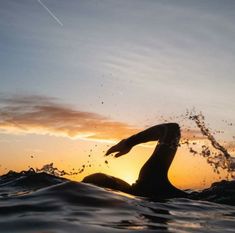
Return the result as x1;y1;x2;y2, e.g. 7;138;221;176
37;0;63;26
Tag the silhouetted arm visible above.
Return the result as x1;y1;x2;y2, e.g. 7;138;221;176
125;123;177;147
106;123;179;157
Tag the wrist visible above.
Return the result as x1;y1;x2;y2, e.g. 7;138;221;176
125;135;137;148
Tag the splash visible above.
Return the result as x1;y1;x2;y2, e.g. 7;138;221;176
34;151;110;177
35;163;85;176
35;163;68;176
186;110;235;178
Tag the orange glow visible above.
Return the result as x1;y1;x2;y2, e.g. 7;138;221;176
0;132;230;190
0;96;232;190
0;95;139;141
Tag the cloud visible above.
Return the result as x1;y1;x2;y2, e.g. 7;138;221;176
0;95;138;141
0;95;208;143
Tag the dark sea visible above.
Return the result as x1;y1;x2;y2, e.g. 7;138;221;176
0;170;235;233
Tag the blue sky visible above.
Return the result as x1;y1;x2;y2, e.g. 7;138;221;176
0;0;235;186
1;0;235;128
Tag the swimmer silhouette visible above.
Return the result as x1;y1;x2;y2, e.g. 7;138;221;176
83;123;186;198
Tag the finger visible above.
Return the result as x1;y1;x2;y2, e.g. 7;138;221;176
105;146;117;156
105;148;113;156
114;152;124;158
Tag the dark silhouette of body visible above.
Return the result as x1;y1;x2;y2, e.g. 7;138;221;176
83;123;186;198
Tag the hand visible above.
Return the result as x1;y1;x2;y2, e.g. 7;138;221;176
105;139;132;158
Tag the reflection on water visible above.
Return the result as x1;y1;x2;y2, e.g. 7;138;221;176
0;170;235;233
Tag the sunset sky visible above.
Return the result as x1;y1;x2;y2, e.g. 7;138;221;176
0;0;235;189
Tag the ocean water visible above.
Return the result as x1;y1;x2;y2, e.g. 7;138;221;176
0;170;235;233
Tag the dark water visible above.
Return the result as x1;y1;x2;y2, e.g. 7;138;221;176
0;170;235;233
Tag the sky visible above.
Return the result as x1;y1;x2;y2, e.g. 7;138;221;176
0;0;235;189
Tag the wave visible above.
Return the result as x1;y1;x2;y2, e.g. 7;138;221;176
1;169;234;205
1;170;235;233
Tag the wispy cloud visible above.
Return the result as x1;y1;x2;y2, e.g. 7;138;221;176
0;95;207;143
0;95;138;141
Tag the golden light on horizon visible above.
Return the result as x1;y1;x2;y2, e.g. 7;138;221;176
0;132;230;190
0;95;234;190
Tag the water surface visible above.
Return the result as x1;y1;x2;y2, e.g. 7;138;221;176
0;170;235;233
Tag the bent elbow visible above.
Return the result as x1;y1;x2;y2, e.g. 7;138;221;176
166;123;180;130
164;123;181;138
